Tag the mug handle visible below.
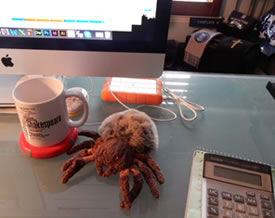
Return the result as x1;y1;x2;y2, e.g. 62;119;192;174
64;87;89;128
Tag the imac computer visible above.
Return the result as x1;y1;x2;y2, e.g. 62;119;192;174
0;0;172;78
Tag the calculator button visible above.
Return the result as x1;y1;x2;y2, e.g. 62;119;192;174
235;212;247;218
246;191;256;197
263;210;273;218
248;206;259;216
261;194;270;201
262;201;272;210
208;206;219;216
208;188;218;197
222;192;232;200
234;194;245;203
235;203;246;213
222;209;233;218
246;197;257;206
208;197;219;206
222;200;233;210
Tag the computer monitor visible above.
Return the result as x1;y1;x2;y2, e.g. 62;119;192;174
0;0;172;78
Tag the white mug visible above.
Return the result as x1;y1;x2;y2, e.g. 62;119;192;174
12;77;89;147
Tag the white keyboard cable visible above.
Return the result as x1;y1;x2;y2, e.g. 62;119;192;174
108;85;177;122
163;87;204;122
85;78;204;125
84;78;177;125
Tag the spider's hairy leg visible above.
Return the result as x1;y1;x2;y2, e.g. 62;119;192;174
95;159;104;176
62;148;89;172
119;168;131;209
67;140;95;155
134;159;160;198
102;166;117;177
61;149;95;184
120;167;143;209
135;154;165;184
129;167;143;202
78;130;100;141
62;143;99;172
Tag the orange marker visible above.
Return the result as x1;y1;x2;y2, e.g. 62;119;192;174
50;19;64;22
38;19;50;22
25;18;37;21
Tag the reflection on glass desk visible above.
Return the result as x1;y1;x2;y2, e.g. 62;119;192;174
0;71;275;218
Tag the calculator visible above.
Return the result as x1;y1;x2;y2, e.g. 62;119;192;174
202;153;275;218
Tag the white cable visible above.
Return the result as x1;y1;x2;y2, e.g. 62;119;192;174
109;86;131;110
85;77;204;126
80;78;103;126
108;82;177;122
87;77;95;95
85;121;102;126
164;87;204;122
135;104;177;122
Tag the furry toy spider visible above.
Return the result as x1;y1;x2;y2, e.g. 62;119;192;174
61;109;165;209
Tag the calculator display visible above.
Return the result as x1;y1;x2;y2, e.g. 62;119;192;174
203;153;273;192
201;152;275;218
214;165;262;186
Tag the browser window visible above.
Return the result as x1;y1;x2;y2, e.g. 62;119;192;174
0;0;157;41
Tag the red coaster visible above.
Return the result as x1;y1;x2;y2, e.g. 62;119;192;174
19;128;78;159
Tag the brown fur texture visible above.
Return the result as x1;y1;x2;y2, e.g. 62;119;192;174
99;109;159;153
61;109;164;209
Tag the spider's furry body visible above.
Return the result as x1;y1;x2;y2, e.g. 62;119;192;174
61;109;165;209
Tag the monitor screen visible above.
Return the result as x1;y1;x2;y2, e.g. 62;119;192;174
0;0;172;78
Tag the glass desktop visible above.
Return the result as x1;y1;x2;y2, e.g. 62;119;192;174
1;72;275;217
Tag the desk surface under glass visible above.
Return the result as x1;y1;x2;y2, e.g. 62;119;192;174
1;71;275;218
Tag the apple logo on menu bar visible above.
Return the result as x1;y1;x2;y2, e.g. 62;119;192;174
1;54;14;67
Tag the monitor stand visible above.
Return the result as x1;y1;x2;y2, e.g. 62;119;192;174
0;74;23;107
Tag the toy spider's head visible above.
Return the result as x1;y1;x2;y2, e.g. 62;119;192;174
95;137;135;175
99;109;159;154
